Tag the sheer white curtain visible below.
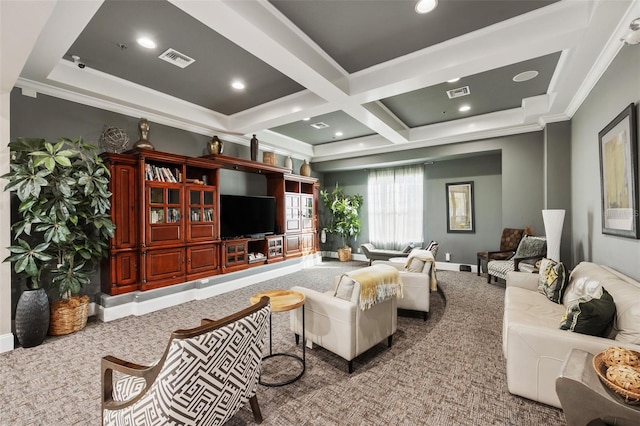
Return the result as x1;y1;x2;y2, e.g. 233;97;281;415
368;164;424;250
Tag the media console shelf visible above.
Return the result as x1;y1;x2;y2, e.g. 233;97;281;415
101;149;317;296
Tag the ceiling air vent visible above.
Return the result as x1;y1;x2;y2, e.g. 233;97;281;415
310;122;330;129
446;86;470;99
158;48;195;69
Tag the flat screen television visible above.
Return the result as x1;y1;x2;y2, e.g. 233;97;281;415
220;194;276;239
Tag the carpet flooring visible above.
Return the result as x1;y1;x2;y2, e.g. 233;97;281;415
0;259;565;425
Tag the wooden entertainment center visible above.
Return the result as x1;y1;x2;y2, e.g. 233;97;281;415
100;148;319;296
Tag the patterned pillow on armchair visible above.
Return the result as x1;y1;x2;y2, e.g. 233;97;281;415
514;236;547;265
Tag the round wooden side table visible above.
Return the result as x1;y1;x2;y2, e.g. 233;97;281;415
250;289;306;386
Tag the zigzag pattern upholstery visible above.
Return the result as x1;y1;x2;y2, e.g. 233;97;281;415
487;236;546;283
102;297;270;425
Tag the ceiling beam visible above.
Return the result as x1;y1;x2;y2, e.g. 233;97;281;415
170;0;410;144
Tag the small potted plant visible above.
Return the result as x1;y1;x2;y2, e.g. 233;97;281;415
3;137;115;343
320;183;364;261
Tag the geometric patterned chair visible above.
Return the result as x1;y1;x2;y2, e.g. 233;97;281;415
487;236;547;284
102;296;270;425
476;228;525;276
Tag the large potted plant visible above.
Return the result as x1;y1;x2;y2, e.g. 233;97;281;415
2;137;115;343
320;184;363;261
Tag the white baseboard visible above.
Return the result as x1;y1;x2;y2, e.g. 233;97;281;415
435;262;478;273
0;333;14;353
321;251;369;262
98;254;321;323
323;252;478;273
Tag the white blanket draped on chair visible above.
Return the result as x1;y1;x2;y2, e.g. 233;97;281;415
345;264;403;310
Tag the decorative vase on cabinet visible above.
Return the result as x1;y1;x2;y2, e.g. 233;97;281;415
284;156;293;170
250;134;259;161
208;135;223;155
300;160;311;177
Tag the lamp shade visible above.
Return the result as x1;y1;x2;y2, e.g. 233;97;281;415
542;209;565;262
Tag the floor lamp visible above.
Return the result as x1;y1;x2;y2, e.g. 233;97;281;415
542;209;565;262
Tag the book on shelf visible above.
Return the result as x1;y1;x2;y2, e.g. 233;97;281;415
146;164;179;183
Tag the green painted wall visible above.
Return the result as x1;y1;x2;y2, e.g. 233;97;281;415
320;132;545;265
571;45;640;280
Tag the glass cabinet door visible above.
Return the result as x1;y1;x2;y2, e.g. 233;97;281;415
149;187;165;224
147;184;183;246
301;195;314;231
167;188;181;223
188;188;215;223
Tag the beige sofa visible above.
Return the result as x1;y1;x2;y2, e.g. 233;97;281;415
503;262;640;408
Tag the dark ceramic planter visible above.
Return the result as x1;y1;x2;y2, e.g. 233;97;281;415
15;288;50;348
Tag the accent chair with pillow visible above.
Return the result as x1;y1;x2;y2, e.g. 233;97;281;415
487;235;546;283
372;247;438;321
289;264;401;373
476;228;525;276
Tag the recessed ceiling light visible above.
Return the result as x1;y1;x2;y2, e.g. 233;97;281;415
415;0;438;14
513;70;539;82
447;78;460;83
302;117;311;121
137;37;157;49
459;105;471;112
231;80;245;90
335;131;344;137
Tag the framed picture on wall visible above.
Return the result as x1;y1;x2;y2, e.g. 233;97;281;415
598;102;639;239
446;181;475;233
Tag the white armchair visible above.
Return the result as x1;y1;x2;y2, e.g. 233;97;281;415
289;274;398;373
373;250;436;321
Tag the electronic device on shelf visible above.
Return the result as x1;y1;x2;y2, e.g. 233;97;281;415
248;252;266;262
220;194;276;239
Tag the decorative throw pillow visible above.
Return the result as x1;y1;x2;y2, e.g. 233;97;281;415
559;288;616;337
406;258;426;272
402;242;416;254
334;275;356;301
514;236;547;265
426;241;439;257
537;258;569;303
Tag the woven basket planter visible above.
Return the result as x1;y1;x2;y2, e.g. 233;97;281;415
337;247;352;262
49;295;90;336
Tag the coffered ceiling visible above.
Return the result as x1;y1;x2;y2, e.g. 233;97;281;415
5;0;639;166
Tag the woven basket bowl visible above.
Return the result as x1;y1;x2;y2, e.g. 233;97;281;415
49;295;90;336
594;349;640;404
602;346;640;367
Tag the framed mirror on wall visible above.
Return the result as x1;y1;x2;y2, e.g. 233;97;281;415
446;181;475;233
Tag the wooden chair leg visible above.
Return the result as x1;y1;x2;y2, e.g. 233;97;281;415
387;335;393;347
348;360;353;374
295;333;299;345
423;311;428;321
487;272;492;283
477;257;481;276
249;395;263;424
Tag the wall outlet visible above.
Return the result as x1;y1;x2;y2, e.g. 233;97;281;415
445;252;451;262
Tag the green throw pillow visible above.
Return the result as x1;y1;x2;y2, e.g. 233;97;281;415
537;258;569;303
559;288;616;337
514;236;547;265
